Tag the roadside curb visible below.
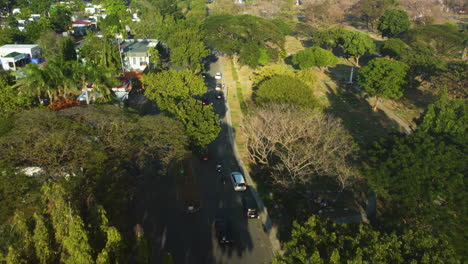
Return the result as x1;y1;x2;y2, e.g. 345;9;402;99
219;57;283;256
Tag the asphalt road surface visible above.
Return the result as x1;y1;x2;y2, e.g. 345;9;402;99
133;56;273;264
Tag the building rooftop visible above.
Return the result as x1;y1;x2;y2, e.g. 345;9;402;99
119;39;158;56
0;44;39;50
73;20;91;25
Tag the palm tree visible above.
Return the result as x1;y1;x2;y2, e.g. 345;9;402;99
14;64;54;104
44;59;80;100
89;64;118;103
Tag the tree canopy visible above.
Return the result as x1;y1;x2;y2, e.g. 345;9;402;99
255;75;319;108
431;61;468;99
357;58;408;109
49;6;72;33
143;70;220;147
380;38;407;59
292;46;338;70
274;215;461;264
365;130;466;255
0;106;188;262
353;0;399;30
340;31;375;66
204;14;285;67
402;24;465;58
417;96;467;144
377;9;411;37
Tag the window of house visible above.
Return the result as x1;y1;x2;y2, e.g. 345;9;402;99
132;57;136;65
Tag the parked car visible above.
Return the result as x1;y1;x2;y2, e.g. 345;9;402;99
215;72;222;80
202;98;209;105
230;172;247;191
215;83;222;91
242;196;259;219
216;92;223;99
214;217;234;245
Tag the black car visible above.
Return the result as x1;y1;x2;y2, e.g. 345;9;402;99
216;92;223;99
242;196;259;219
214;217;234;245
202;98;209;105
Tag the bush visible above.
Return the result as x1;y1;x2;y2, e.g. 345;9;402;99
256;75;319;108
292;46;338;69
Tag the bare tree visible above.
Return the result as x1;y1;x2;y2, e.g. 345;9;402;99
244;104;359;191
303;0;346;27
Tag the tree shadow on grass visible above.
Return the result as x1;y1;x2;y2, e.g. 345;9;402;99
401;84;438;112
323;65;402;147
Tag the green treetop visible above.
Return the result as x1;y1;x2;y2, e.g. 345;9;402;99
377;9;411;37
357;57;408;110
292;46;338;70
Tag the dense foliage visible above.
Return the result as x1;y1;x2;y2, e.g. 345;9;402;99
143;70;220;147
417;96;467;144
357;58;408;109
292;47;338;70
0;106;188;261
204;14;286;67
377;9;411;37
311;28;375;66
255;75;318;108
431;61;468;99
274;216;460;264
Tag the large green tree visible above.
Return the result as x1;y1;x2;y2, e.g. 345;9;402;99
204;14;285;67
49;6;71;33
143;70;220;147
274;216;461;263
0;72;34;114
292;46;338;70
357;58;408;110
402;24;465;57
377;9;411;37
417;96;467;144
24;17;52;42
79;33;122;74
380;38;407;58
353;0;399;30
143;70;206;110
311;27;347;51
256;75;319;108
340;31;375;67
365;130;467;257
166;22;210;72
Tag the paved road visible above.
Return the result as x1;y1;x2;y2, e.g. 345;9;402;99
133;57;273;264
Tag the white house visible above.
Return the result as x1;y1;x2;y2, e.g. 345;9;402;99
119;39;158;72
0;44;41;71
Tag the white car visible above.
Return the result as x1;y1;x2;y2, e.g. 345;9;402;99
230;172;247;191
215;72;222;80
